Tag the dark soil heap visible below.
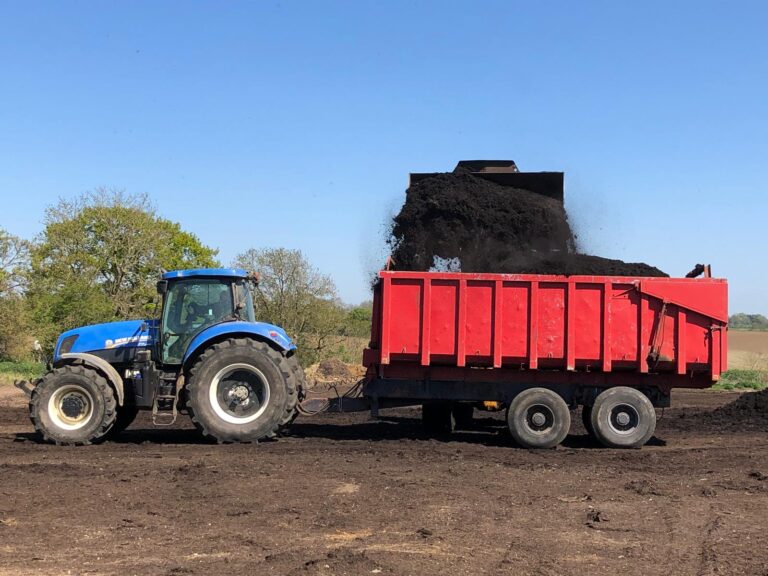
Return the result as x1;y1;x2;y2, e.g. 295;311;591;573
712;389;768;425
678;389;768;432
389;170;666;277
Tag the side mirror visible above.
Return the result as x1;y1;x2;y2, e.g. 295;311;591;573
156;280;168;295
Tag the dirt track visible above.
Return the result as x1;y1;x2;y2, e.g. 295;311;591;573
1;387;767;576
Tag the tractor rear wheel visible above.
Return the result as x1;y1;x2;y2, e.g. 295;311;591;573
277;355;305;434
590;387;656;449
186;338;296;443
506;388;570;449
30;365;117;445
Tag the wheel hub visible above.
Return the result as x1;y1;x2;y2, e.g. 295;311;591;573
609;404;639;433
230;384;250;402
616;411;631;426
61;395;87;419
531;412;547;427
48;385;95;431
210;364;270;425
526;404;554;432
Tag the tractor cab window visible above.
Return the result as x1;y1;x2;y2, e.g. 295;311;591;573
161;279;235;364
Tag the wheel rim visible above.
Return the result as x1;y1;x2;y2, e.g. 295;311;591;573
524;403;555;434
48;385;95;431
608;403;640;435
209;363;270;424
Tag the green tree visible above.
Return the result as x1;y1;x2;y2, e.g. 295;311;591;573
0;229;34;361
0;297;35;362
233;247;345;365
28;189;219;350
730;313;768;331
0;228;30;297
343;301;373;338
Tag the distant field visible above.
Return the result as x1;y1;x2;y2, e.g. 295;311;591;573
728;330;768;371
729;330;768;355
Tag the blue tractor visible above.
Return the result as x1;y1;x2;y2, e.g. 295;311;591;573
22;268;305;445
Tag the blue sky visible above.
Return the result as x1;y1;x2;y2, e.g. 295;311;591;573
0;1;765;313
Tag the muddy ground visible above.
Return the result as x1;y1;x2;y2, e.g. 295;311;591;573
0;387;767;576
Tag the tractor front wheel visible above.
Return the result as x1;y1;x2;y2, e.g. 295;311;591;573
30;365;117;445
186;338;296;443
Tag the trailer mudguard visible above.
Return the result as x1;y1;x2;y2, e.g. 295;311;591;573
56;352;125;406
182;321;296;367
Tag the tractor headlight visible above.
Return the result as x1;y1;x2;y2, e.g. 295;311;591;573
59;334;79;355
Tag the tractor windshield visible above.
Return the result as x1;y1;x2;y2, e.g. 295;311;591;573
161;279;238;364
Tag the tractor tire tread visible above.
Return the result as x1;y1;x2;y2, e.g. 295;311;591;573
29;364;117;446
277;356;305;435
186;337;296;443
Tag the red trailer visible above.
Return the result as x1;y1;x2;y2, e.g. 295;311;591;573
356;270;728;449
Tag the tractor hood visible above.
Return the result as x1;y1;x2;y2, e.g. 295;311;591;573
54;320;156;361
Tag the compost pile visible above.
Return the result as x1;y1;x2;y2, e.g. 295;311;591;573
676;388;768;432
389;169;666;276
710;389;768;427
303;359;366;391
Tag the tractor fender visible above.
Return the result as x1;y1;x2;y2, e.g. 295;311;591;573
57;352;125;406
182;321;296;368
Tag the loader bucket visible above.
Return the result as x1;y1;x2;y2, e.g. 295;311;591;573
409;160;564;202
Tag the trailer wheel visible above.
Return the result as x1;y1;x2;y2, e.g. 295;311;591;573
590;387;656;449
506;388;570;449
422;402;455;435
186;338;295;443
581;405;595;438
30;365;117;445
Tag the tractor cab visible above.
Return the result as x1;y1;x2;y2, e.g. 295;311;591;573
156;269;256;365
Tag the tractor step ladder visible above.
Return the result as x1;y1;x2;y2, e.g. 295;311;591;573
151;394;178;426
151;376;183;426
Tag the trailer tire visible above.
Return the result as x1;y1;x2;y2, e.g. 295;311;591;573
422;402;455;435
186;338;295;443
507;388;570;449
581;405;595;438
30;365;117;446
590;387;656;449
